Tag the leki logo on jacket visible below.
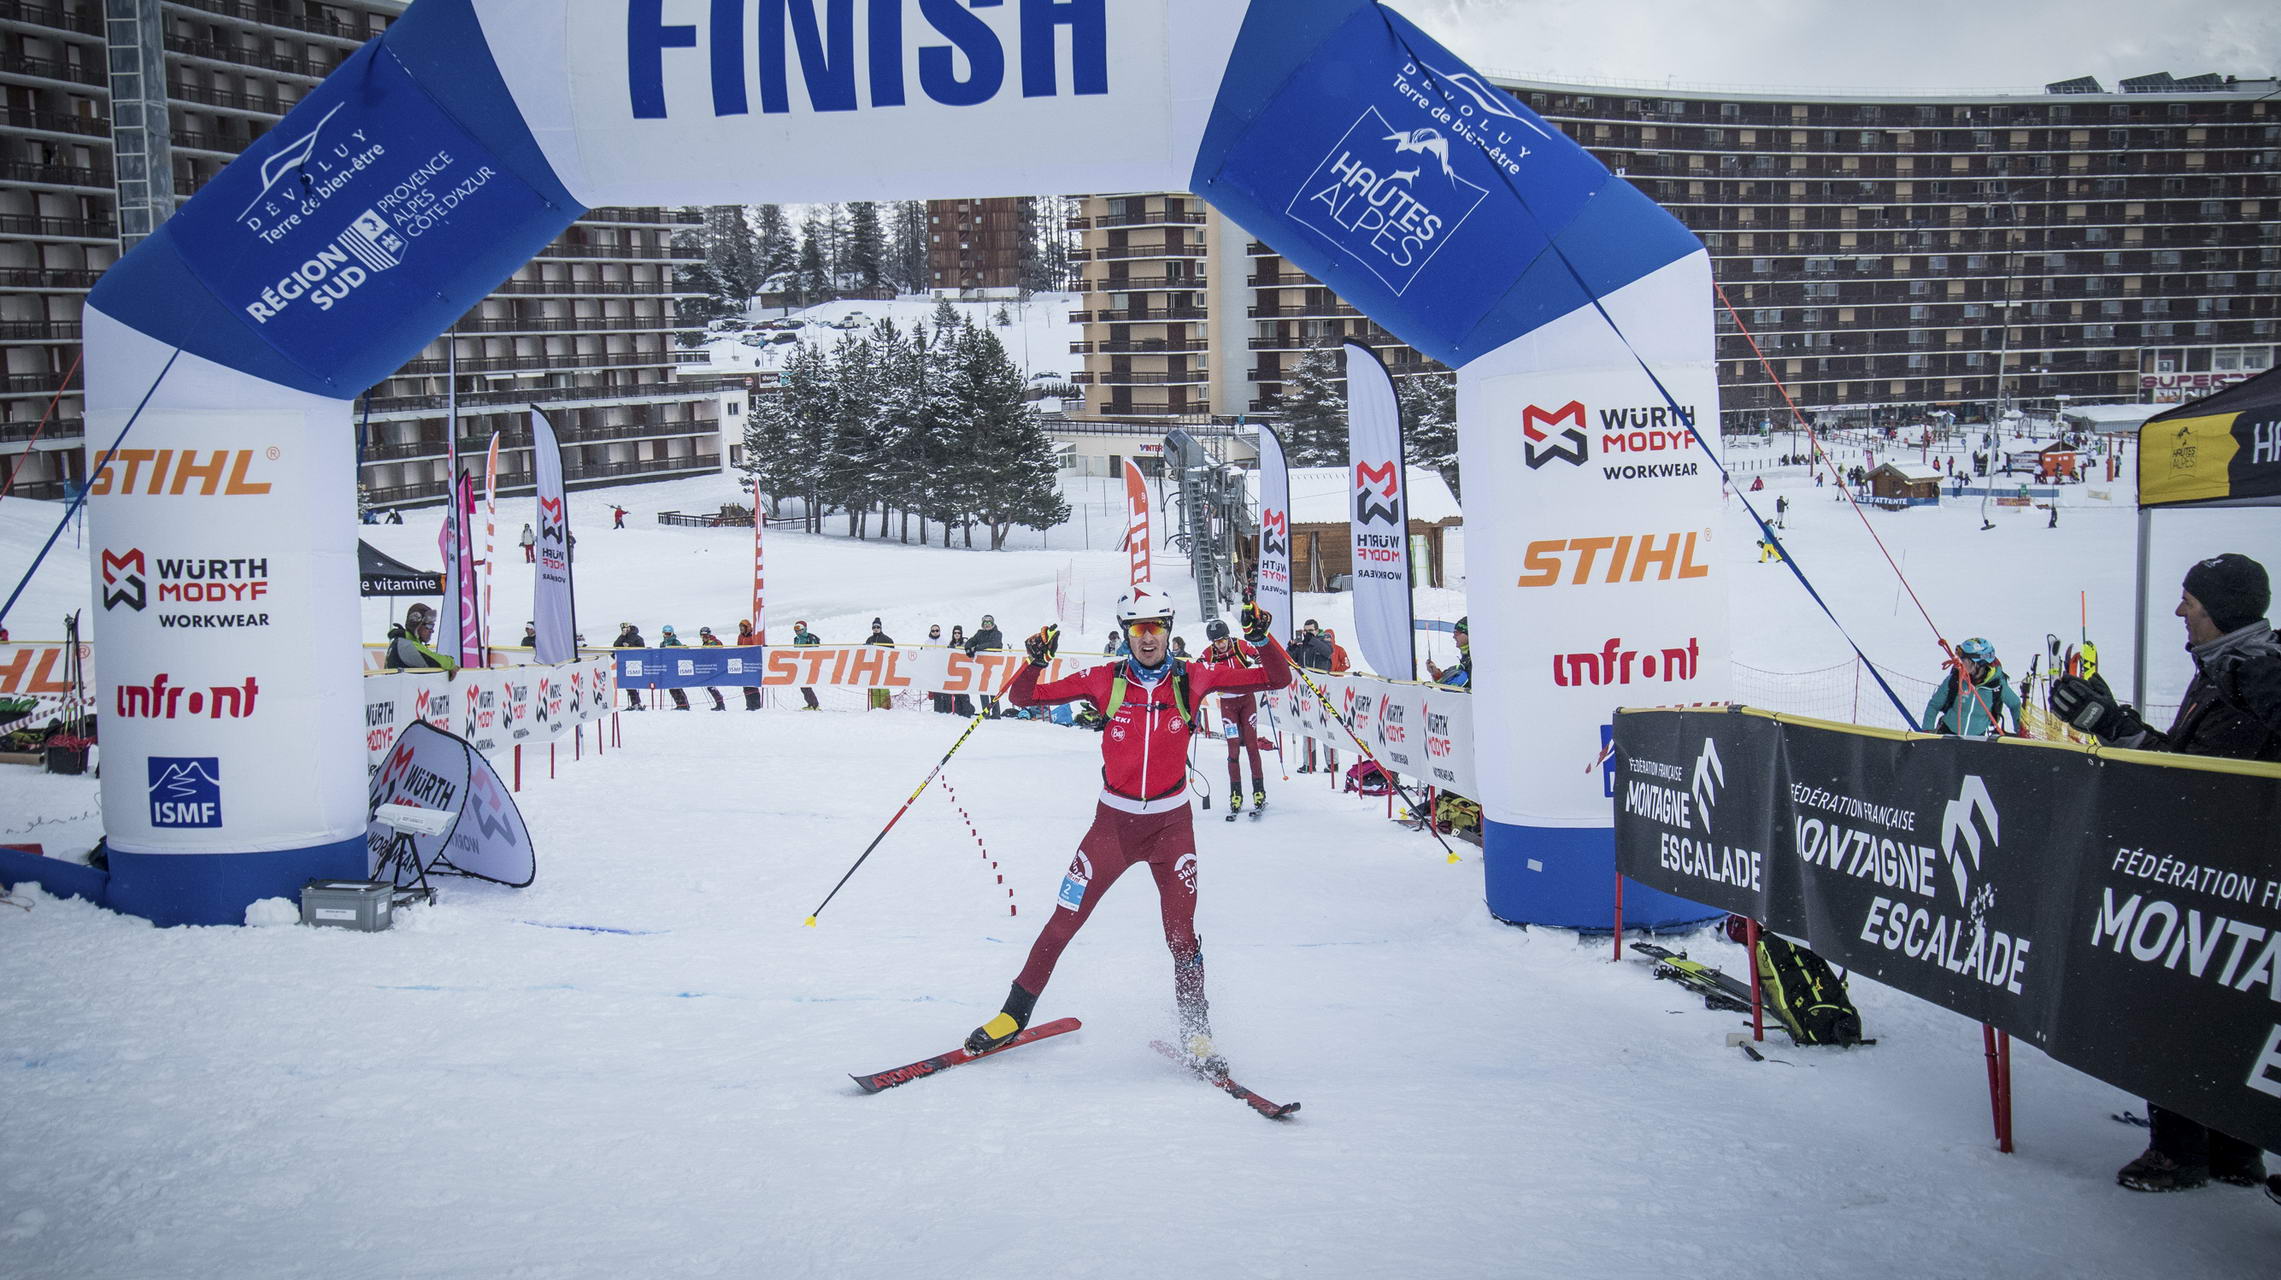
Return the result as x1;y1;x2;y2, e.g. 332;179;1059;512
1522;401;1588;468
1353;460;1402;526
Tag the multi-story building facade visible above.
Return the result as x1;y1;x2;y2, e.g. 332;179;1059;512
1069;71;2278;431
926;196;1024;292
1;0;733;508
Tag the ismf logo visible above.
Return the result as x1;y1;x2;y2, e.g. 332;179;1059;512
1690;738;1723;834
1354;460;1402;527
1288;107;1489;296
1522;401;1588;469
148;756;222;828
101;549;146;611
1940;775;2001;913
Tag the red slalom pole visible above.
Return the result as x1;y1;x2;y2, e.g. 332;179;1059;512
1744;917;1764;1042
512;744;521;792
1611;870;1624;962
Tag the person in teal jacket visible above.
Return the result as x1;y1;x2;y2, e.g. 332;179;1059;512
1922;637;2023;736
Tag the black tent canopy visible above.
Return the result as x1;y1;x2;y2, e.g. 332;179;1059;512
358;540;443;598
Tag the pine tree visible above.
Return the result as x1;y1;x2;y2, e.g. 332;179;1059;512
745;339;833;532
820;332;893;537
797;210;831;304
1398;369;1460;499
1277;341;1349;466
703;205;762;306
951;322;1069;549
888;199;930;294
846;202;885;294
754;203;796;288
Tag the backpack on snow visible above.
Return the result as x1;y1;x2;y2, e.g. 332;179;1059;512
1753;933;1865;1046
1343;760;1392;796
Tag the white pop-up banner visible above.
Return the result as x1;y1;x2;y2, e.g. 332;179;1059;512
1343;343;1413;679
1254;425;1293;647
530;408;577;665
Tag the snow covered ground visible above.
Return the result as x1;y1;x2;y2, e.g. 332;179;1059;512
5;439;2280;1277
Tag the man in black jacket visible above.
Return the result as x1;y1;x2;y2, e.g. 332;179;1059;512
2053;552;2281;1193
613;622;647;709
965;613;1005;716
1288;619;1336;773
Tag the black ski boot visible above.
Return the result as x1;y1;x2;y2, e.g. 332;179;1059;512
964;981;1039;1055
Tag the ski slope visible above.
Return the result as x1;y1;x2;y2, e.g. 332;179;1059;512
4;445;2279;1277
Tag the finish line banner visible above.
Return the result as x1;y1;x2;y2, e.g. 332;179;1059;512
1612;706;2281;1154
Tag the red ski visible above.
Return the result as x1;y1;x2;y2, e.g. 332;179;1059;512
851;1017;1082;1094
1150;1040;1301;1120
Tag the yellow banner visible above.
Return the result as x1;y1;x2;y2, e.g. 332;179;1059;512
2137;411;2240;507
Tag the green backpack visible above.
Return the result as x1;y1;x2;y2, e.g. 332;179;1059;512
1754;934;1865;1046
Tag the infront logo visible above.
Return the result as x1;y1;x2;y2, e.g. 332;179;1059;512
1522;401;1588;468
1516;532;1712;587
115;674;261;720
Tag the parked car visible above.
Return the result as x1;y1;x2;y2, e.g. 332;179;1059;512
769;331;800;345
740;333;767;347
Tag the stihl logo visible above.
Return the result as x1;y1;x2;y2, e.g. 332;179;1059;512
1691;739;1724;834
88;449;274;497
1522;401;1588;468
1516;532;1712;587
1354;460;1401;526
101;549;146;611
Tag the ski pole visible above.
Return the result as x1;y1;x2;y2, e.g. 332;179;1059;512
1260;694;1292;782
1282;656;1462;864
804;660;1026;926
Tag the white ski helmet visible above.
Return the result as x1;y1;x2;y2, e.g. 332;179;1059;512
1116;590;1175;630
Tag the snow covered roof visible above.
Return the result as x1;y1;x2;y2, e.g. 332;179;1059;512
2063;403;2165;432
1871;462;1944;483
1281;465;1461;526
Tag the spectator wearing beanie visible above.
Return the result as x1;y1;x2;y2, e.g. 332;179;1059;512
2050;552;2281;1193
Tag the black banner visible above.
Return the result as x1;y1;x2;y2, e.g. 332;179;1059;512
1614;707;2281;1153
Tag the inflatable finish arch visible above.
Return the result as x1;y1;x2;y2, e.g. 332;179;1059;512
84;0;1725;926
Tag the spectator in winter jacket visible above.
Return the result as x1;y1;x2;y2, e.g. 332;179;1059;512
1427;617;1470;689
927;625;954;713
791;621;822;710
1921;637;2022;736
657;626;692;710
1290;620;1339;774
696;626;727;710
1105;630;1128;657
385;603;456;672
520;622;538;649
736;620;763;710
865;618;893;710
948;625;975;716
2051;554;2281;1196
966;613;1005;716
519;523;535;563
614;622;647;709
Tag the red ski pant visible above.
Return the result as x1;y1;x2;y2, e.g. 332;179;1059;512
1015;801;1202;1004
1220;696;1264;794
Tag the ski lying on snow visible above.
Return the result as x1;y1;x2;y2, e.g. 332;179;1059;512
1149;1039;1300;1120
852;1017;1081;1094
1629;942;1754;1013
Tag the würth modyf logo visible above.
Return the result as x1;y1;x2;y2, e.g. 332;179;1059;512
1260;509;1291;561
101;549;146;611
1690;738;1724;834
1940;774;2001;911
1289;106;1489;296
1522;401;1588;469
1354;460;1402;527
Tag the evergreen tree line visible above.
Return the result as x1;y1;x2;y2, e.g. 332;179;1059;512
1275;341;1461;499
743;300;1071;551
683;198;1081;318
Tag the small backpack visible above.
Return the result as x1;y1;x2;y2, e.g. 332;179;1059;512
1753;934;1865;1046
1344;760;1392;796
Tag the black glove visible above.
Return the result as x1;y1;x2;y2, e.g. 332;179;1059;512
1242;606;1270;643
1024;625;1059;667
2049;673;2146;741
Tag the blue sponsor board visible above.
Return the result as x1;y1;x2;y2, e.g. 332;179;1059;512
88;0;581;395
149;756;223;828
614;648;763;689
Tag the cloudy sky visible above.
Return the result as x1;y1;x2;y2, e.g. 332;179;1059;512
1400;0;2279;94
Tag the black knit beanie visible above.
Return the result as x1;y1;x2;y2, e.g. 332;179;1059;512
2182;553;2271;633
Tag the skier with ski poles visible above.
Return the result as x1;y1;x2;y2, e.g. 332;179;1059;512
961;590;1292;1073
1196;619;1269;820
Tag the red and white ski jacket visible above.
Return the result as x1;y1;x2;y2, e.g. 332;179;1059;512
1195;639;1264;715
1010;641;1292;811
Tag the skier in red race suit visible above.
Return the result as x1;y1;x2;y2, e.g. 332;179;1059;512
1196;618;1270;819
964;590;1292;1069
